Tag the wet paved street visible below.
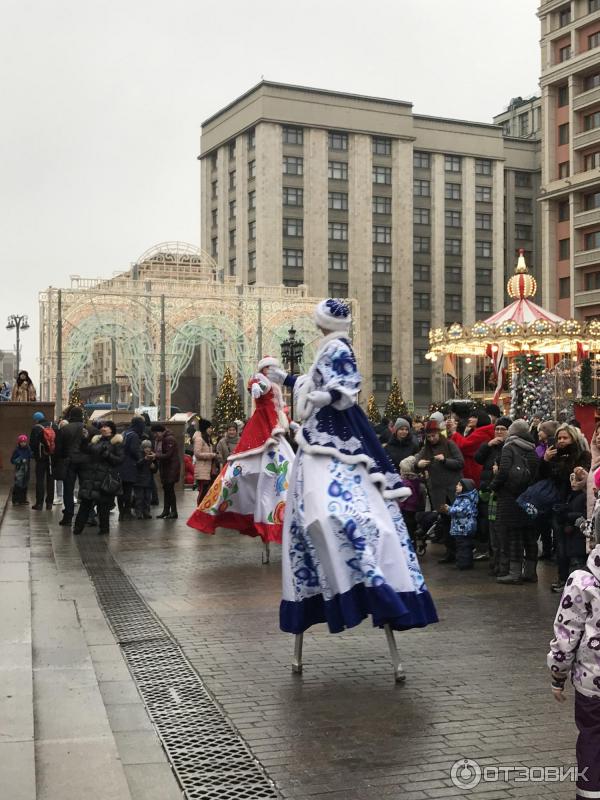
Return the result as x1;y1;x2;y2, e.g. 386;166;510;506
72;492;577;799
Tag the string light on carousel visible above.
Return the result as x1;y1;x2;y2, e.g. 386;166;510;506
426;249;600;418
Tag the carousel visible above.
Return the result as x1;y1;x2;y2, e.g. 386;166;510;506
426;250;600;417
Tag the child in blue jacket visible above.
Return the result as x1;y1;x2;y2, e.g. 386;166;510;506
11;434;33;505
446;478;478;570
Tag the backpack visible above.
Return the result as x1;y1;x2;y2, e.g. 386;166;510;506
39;425;56;457
507;445;532;491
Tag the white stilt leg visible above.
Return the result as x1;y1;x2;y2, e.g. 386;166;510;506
262;541;270;564
292;633;303;674
384;624;406;684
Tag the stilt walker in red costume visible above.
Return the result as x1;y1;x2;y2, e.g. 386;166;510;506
187;357;294;544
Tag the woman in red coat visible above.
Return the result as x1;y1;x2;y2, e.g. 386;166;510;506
447;411;495;488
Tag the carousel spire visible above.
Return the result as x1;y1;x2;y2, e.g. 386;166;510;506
507;248;537;300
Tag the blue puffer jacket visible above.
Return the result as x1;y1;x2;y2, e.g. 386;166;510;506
449;478;479;537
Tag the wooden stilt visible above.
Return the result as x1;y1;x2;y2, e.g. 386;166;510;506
292;633;303;674
262;540;270;564
384;624;406;684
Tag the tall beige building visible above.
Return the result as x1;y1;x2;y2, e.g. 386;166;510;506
539;0;600;321
200;82;540;408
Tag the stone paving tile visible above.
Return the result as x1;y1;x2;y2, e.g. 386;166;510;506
64;492;580;799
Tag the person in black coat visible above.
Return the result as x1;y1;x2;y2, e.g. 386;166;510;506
385;418;420;471
133;439;155;519
491;420;539;585
55;405;86;526
474;415;511;573
73;421;124;536
374;417;392;445
118;416;145;520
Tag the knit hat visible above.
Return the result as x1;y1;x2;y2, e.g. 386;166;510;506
17;434;28;444
594;467;600;490
394;418;411;431
257;355;280;371
508;419;530;438
32;411;45;422
141;439;152;450
425;420;440;433
130;416;146;434
538;420;558;437
313;298;352;332
458;478;476;492
495;416;512;429
399;456;417;476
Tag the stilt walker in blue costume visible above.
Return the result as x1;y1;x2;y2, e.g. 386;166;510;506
278;298;438;682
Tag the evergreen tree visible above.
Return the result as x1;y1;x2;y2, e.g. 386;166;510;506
212;367;245;432
384;378;408;421
580;357;593;399
366;395;381;424
69;381;82;408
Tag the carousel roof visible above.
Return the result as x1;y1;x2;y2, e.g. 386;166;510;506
428;250;600;356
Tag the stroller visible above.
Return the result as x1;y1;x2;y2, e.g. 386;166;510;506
414;510;444;555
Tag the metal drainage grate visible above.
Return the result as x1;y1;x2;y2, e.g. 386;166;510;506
77;537;280;800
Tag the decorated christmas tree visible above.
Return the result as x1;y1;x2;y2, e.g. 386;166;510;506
384;378;408;421
68;381;82;408
580;357;593;399
212;367;245;432
509;353;553;420
366;395;381;424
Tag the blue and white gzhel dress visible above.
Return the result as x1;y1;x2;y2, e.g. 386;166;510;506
280;331;438;634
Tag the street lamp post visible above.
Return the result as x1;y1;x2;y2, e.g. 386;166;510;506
6;314;30;377
280;326;304;421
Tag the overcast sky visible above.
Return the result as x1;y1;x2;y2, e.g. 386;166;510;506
0;0;540;381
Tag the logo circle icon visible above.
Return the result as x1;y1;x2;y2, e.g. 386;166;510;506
450;759;482;790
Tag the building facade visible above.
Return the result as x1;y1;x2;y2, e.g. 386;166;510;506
199;82;540;406
539;0;600;320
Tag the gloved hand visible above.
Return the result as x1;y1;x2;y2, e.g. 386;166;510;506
266;366;287;384
307;390;331;409
251;382;263;399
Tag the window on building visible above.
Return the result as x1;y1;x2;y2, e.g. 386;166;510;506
590;32;600;50
373;285;392;304
373;344;392;362
515;172;531;187
445;210;461;227
414;292;431;310
558;123;570;145
515;224;533;240
519;114;530;137
414;236;430;253
445;238;462;255
476;296;492;314
585;231;600;249
559;200;570;220
210;152;217;170
476;267;492;285
584;73;600;91
329;281;348;297
585;151;600;170
247;128;256;149
329;252;348;271
446;266;462;282
413;320;431;338
476;213;492;230
229;170;236;190
414;377;432;393
591;0;600;11
373;137;392;156
284;218;303;237
476;240;492;258
475;158;492;175
328;221;348;240
559;161;570;178
329;161;349;180
559;237;570;259
211;208;217;227
228;140;236;159
211;180;218;199
229;200;236;219
248;251;256;271
248;220;256;240
229;229;236;248
445;182;461;200
558;84;569;106
373;195;392;215
585;191;600;209
283;248;303;268
414;349;429;366
445;155;461;172
373;314;392;332
248;159;256;178
283;279;303;287
211;237;218;257
373;255;392;273
502;120;511;135
373;225;392;244
248;190;256;210
328;131;348;151
413;151;430;168
374;374;392;392
329;191;348;210
282;126;303;145
414;207;430;225
445;294;462;312
414;264;431;282
515;197;532;214
559;6;571;26
283;187;303;207
476;185;492;202
559;44;572;62
373;165;392;184
585;111;600;131
585;271;600;290
229;258;236;276
283;156;303;175
559;276;571;298
414;179;430;196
